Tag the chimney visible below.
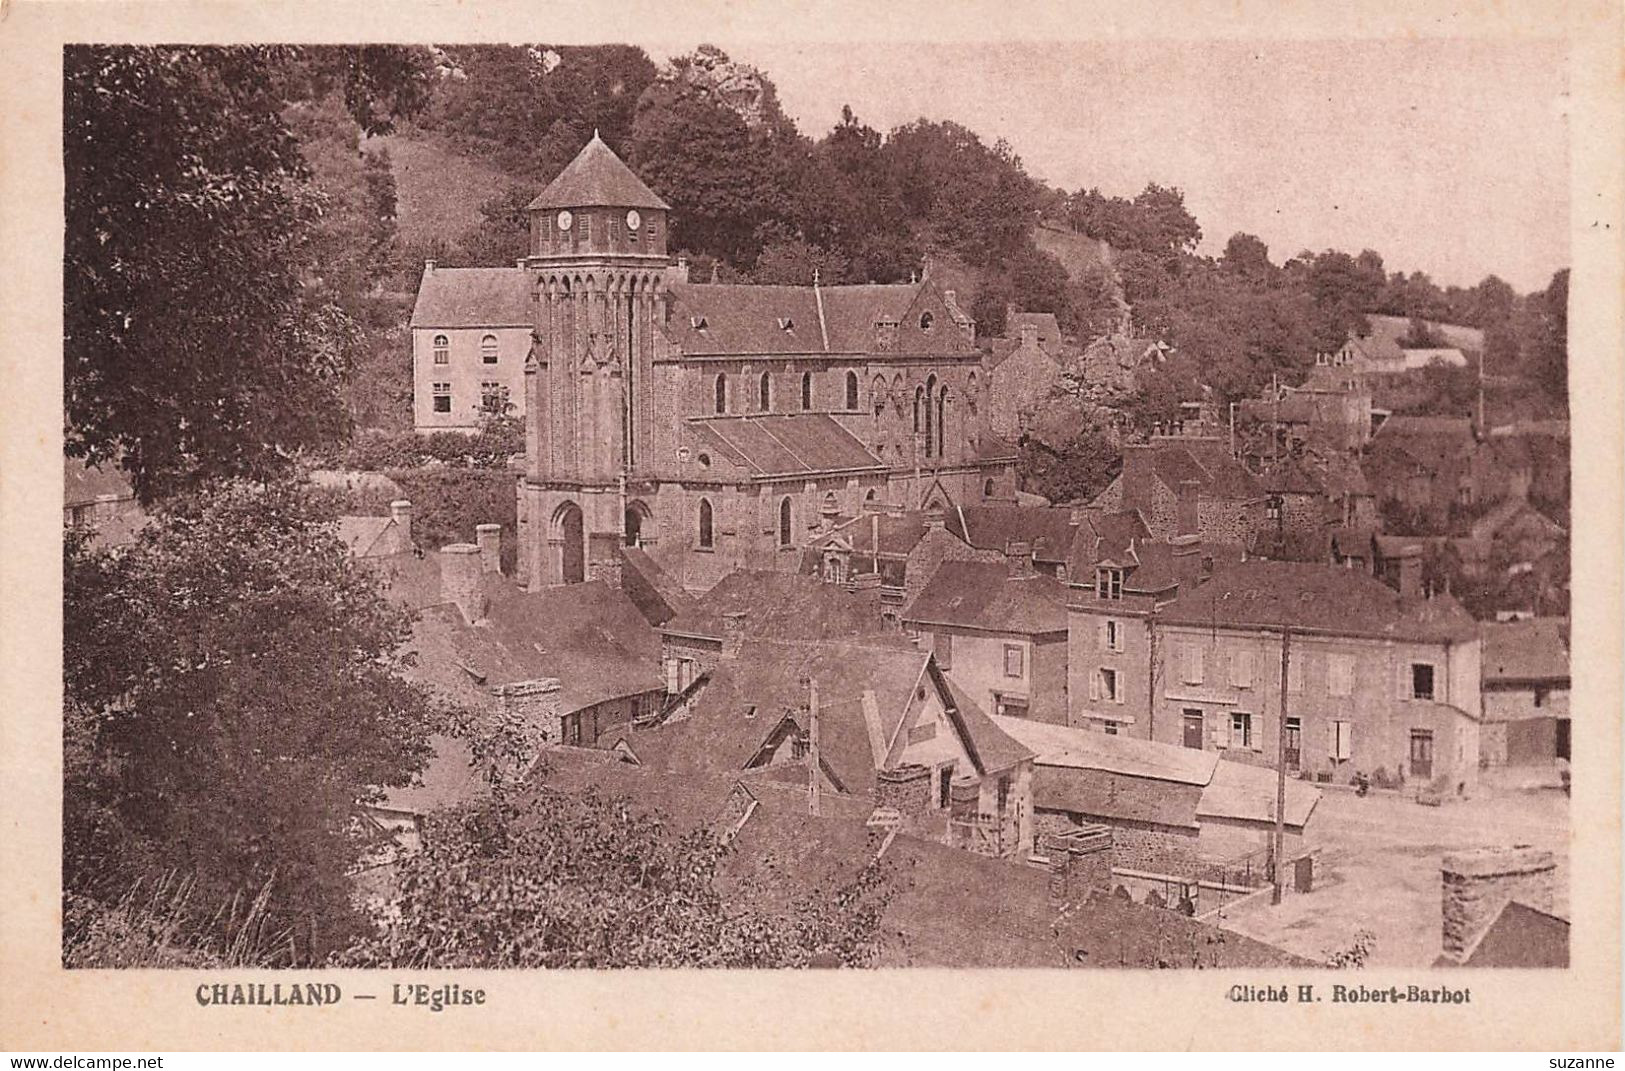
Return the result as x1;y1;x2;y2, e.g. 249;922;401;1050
440;543;486;625
1019;321;1039;348
676;255;690;283
493;677;563;751
875;764;932;820
943;288;956;305
1007;540;1035;578
424;259;436;274
389;499;413;555
516;258;527;270
475;523;502;574
1440;846;1557;963
1042;825;1115;903
721;610;747;659
1171;533;1203;589
1176;478;1200;537
586;532;623;590
1395;544;1423;599
1122;444;1155;516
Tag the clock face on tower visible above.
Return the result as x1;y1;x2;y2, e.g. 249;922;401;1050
556;210;573;231
625;209;642;232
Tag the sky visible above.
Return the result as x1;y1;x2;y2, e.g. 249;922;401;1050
689;38;1570;293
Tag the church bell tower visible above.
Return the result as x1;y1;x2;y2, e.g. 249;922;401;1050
518;134;673;588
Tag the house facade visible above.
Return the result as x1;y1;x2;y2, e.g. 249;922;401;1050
984;311;1064;440
410;265;533;432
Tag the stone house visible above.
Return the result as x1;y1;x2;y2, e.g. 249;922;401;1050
989;714;1319;873
799;507;1004;624
983;311;1064;440
1479;617;1570;766
63;456;146;547
1090;437;1266;554
1148;561;1483;791
901;557;1071;723
410;262;534;432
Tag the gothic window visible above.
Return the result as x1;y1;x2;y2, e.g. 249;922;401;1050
937;386;948;457
924;375;937;458
714;373;727;414
759;371;771;411
779;496;793;547
844;371;859;410
698;499;714;549
913;387;923;433
432;334;449;365
920;311;934;331
801;371;813;410
480;334;498;364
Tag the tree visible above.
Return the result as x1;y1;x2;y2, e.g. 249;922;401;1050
1017;424;1119;503
64;46;429;502
64;481;440;963
750;237;851;285
1220;232;1273;284
334;787;893;968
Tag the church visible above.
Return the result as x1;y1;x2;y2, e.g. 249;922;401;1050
419;135;1019;592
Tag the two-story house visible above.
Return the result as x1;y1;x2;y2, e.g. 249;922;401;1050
901;557;1070;723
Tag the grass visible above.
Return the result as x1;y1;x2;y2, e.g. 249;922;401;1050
365;130;515;249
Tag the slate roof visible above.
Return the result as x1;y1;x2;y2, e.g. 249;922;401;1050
1168;438;1265;500
379;734;487;816
1156;561;1480;643
686;414;885;477
1453;900;1570;968
632;640;932;795
663;280;974;356
618;547;694;627
945;505;1078;564
661;569;892;643
526;134;669;211
902;561;1070;635
1030;765;1203;829
1482;617;1569;684
403;581;663;716
1376;414;1476;443
410;267;531;329
335;515;396;558
809;510;936;559
990;715;1217;785
63;457;134;507
1470;499;1567;543
1198;759;1320;828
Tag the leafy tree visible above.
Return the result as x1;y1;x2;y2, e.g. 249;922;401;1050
64;481;440;963
1220;232;1273;284
750;237;851;285
64;46;429;502
335;788;893;968
1017;424;1120;503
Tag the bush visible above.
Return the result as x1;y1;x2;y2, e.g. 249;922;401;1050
386;466;520;573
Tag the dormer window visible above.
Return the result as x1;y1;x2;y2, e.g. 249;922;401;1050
1096;567;1124;600
691;315;708;331
778;317;794;332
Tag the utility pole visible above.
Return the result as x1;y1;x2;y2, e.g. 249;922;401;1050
1272;627;1291;905
807;676;821;817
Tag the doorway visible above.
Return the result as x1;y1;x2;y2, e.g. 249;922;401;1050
1409;729;1435;780
1182;709;1204;750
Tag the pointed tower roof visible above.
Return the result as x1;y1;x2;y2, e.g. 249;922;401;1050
527;134;670;211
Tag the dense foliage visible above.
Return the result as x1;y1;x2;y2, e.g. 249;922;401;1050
335;788;893;969
64;46;433;500
63;482;440;963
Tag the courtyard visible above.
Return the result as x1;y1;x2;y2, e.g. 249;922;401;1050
1212;777;1570;967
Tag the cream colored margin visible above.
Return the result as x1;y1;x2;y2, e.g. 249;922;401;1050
1;0;1619;1051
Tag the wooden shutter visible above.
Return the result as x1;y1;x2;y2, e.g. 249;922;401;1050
1231;649;1253;688
1088;668;1100;701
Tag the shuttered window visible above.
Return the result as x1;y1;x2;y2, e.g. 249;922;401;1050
1327;654;1355;697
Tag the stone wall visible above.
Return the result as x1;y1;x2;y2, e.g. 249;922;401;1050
1036;809;1199;877
1440;846;1557;962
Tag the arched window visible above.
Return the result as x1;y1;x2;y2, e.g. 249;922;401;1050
844;370;859;410
432;334;449;365
913;387;923;433
919;311;934;331
759;371;771;411
872;375;887;418
714;373;727;414
698;499;714;549
801;371;813;410
480;334;498;364
984;478;995;498
924;375;937;458
865;488;878;503
937;386;948;458
779;496;793;547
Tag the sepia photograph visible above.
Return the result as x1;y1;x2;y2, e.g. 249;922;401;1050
4;0;1621;1054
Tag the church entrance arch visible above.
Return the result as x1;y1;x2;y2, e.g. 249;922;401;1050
624;499;654;547
552;501;585;584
